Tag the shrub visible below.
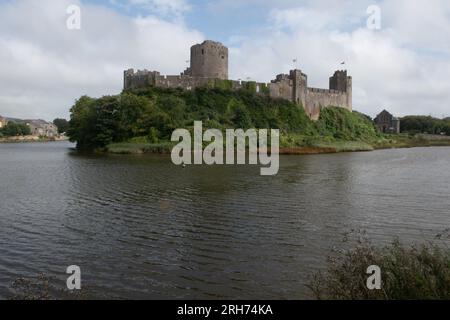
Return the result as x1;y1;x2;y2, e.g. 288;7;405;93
308;231;450;300
315;107;379;142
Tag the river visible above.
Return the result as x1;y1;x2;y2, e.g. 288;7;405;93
0;141;449;299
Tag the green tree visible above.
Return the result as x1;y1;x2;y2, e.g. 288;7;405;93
67;96;97;149
401;115;449;135
0;122;31;136
53;118;69;134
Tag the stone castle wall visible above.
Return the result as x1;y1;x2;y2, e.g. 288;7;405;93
124;69;266;92
123;40;352;119
267;70;352;120
304;87;349;120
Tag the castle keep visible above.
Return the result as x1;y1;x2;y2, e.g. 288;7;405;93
187;41;228;79
124;40;352;120
124;41;229;92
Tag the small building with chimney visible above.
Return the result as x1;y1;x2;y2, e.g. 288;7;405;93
374;110;400;134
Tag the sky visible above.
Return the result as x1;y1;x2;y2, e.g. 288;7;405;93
0;0;449;121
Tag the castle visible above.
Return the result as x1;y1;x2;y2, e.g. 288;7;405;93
124;40;352;120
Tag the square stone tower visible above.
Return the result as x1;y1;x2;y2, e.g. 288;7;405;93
329;70;352;110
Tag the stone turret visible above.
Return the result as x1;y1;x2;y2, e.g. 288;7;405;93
189;40;228;80
329;70;349;92
329;70;352;110
290;69;308;105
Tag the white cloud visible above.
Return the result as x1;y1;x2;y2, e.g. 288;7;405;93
0;0;203;120
110;0;191;17
0;0;449;120
228;0;450;118
382;0;450;53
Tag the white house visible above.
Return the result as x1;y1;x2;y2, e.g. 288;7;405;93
0;115;6;128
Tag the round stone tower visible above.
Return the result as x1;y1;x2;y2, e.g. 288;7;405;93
190;40;228;80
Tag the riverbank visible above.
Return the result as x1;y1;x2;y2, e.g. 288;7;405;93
373;134;450;149
104;134;450;155
0;135;69;143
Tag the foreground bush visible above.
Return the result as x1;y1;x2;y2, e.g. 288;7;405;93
308;232;450;300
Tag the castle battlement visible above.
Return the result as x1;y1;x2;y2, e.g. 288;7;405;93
123;41;352;120
308;87;341;94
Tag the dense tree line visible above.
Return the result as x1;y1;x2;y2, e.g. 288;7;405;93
67;87;379;150
401;116;450;135
53;118;69;134
0;122;31;137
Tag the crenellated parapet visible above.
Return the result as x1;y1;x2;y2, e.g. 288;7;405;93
123;69;164;90
268;69;352;120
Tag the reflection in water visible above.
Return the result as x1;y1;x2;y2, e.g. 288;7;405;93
0;142;449;299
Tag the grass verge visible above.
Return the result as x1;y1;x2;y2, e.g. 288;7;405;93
107;142;174;154
106;134;450;155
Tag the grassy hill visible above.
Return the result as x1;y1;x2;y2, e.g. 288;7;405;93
66;86;409;154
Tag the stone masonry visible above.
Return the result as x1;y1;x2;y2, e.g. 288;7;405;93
374;110;400;134
124;40;352;120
